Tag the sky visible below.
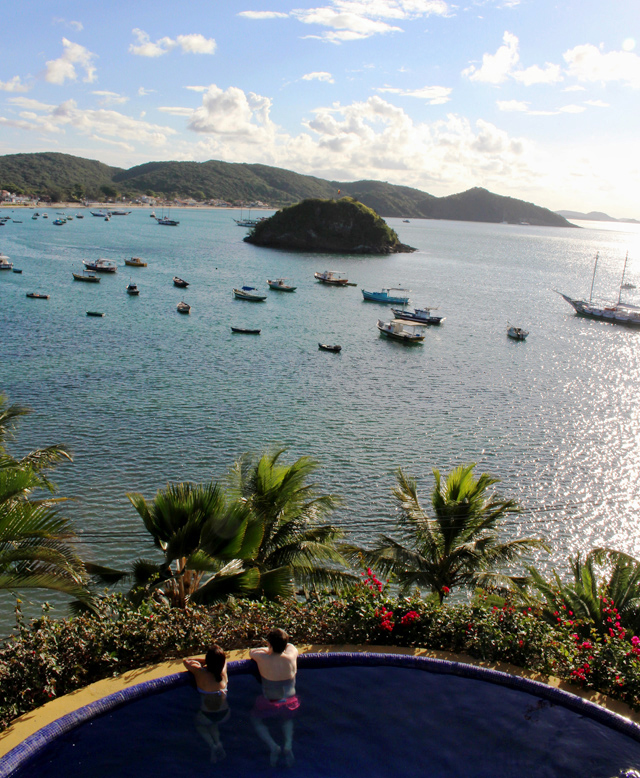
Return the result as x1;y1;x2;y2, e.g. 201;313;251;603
0;0;638;217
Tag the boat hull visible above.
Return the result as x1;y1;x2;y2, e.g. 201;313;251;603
318;343;341;352
73;273;100;283
233;289;266;301
559;292;640;327
377;322;425;343
391;308;444;325
362;290;410;304
231;327;261;334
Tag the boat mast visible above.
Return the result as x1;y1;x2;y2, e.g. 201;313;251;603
618;251;629;304
589;252;599;302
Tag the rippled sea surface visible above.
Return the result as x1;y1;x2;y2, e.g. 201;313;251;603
2;208;640;621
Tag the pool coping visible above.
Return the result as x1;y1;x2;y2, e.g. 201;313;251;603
2;644;640;775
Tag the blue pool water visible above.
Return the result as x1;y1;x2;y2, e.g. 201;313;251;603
6;656;640;778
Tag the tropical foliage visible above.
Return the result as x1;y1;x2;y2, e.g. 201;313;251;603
344;464;547;602
523;548;640;637
100;451;351;607
0;395;89;600
225;450;353;593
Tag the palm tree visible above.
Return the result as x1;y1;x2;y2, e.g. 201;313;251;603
524;548;640;635
345;464;547;602
121;481;266;607
226;450;354;594
0;395;89;600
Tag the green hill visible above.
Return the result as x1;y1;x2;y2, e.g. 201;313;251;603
245;197;415;254
0;151;573;227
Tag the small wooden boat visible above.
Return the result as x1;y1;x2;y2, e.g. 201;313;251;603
377;319;426;343
507;325;528;340
173;276;189;288
177;301;191;314
73;270;100;283
12;269;22;274
231;327;261;334
318;343;342;352
267;278;296;292
26;292;49;299
125;257;147;267
52;218;66;226
86;311;105;317
314;270;348;286
126;282;140;296
233;287;267;302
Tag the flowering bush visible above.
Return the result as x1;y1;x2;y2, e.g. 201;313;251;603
4;589;640;731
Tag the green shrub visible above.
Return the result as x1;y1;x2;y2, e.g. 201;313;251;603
4;579;640;731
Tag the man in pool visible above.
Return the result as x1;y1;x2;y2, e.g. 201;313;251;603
250;628;299;767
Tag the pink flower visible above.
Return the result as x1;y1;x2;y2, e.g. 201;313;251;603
631;636;640;647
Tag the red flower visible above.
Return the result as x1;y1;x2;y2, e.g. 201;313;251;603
442;586;450;595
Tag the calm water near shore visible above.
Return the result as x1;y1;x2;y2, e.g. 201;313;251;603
1;208;640;620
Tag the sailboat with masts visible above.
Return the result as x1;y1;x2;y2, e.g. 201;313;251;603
557;252;640;326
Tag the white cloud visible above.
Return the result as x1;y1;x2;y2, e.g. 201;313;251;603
185;85;209;92
92;90;128;106
563;85;586;92
187;85;276;143
558;104;586;114
622;39;636;52
4;97;176;147
238;11;289;19
158;106;195;116
376;84;452;104
302;71;335;83
176;34;217;54
462;31;519;84
564;44;640;88
9;97;56;111
53;18;84;32
138;87;155;96
45;38;97;84
89;134;134;152
584;99;608;108
290;0;450;43
496;99;529;112
0;76;31;93
129;29;216;57
513;63;562;86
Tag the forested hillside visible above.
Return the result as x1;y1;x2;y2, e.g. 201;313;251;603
0;152;572;226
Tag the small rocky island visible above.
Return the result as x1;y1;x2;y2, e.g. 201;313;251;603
244;197;416;254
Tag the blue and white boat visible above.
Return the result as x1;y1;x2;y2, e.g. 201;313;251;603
362;288;410;304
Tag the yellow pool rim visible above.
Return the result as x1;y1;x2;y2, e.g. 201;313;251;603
2;643;640;760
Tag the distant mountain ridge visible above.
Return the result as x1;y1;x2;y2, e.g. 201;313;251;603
0;151;572;227
556;210;639;224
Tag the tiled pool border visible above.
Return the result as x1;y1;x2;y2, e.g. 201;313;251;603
2;651;640;777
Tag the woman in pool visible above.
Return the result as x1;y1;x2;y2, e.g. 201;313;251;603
250;628;300;767
183;645;229;763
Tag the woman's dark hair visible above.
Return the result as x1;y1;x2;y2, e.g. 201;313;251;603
205;645;226;682
267;628;289;654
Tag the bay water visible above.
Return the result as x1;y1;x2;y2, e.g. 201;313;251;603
1;207;639;624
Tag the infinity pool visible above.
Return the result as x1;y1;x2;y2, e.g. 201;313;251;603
3;654;640;778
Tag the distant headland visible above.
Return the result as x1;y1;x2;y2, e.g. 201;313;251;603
0;151;574;227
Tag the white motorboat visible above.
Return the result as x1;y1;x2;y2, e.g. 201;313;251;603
377;319;426;343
